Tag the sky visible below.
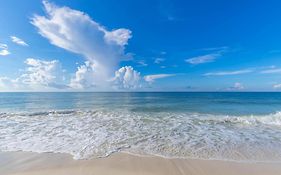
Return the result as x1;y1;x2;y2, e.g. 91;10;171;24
1;0;281;91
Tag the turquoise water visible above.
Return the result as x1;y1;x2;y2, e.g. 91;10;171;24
1;92;281;115
1;92;281;161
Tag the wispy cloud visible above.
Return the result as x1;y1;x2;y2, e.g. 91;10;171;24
185;53;220;65
10;36;28;46
0;43;10;56
260;68;281;74
144;74;175;83
204;69;253;76
186;46;228;65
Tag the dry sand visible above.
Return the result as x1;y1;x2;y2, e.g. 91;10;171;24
1;151;281;175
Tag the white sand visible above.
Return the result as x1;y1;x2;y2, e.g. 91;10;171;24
1;151;281;175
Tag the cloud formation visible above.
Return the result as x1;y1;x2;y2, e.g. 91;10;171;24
1;1;169;91
204;69;252;76
0;57;170;91
20;58;65;87
0;58;66;91
0;43;10;56
69;62;96;89
111;66;141;89
144;74;175;83
10;36;29;46
31;1;132;88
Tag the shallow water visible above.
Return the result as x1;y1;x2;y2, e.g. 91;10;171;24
1;92;281;161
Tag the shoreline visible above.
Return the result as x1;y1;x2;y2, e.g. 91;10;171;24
1;151;281;175
121;150;281;164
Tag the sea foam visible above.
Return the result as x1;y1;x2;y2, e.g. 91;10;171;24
1;109;281;162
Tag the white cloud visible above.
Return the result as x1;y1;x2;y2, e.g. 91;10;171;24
0;50;10;56
10;36;29;46
0;44;7;49
233;82;244;90
111;67;177;89
137;60;148;67
19;58;65;88
104;28;132;46
260;68;281;74
185;47;229;65
273;84;281;89
0;43;10;56
144;74;175;83
204;69;252;76
227;82;244;91
185;53;220;65
111;66;141;89
0;58;66;91
154;58;165;64
31;1;132;88
69;61;96;89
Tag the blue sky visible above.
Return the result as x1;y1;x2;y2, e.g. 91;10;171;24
0;0;281;91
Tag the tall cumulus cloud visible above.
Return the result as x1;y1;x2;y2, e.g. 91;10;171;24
31;1;132;89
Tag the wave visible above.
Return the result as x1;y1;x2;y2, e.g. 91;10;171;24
202;111;281;127
1;109;281;162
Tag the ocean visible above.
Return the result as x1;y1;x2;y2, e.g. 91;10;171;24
1;92;281;162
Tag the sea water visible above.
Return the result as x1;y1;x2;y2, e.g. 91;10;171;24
1;92;281;162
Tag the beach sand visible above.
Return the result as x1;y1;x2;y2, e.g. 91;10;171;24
1;152;281;175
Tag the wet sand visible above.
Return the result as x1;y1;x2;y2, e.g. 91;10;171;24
1;151;281;175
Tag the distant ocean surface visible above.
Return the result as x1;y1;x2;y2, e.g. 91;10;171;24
1;92;281;162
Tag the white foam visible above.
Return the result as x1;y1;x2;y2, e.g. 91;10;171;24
1;110;281;162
